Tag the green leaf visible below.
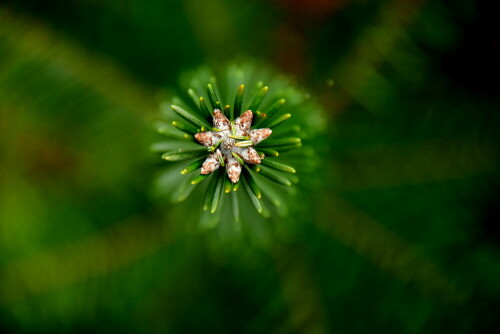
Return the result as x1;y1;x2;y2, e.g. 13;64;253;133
224;175;233;193
211;172;225;213
258;137;301;148
171;104;210;129
253;111;267;125
203;173;218;211
182;134;197;143
181;157;206;174
253;165;292;186
217;152;225;167
199;96;212;119
260;198;271;218
265;98;286;115
150;142;178;153
244;167;262;198
261;158;296;173
235;140;254;148
229;135;250;140
223;104;231;118
231;152;245;165
191;174;209;185
172;120;198;135
257;148;279;157
232;181;240;192
248;85;269;112
207;83;222;111
274;142;302;152
233;84;244;119
256;178;283;208
173;177;196;203
241;173;263;214
162;148;207;161
264;113;291;129
157;127;189;141
187;88;201;111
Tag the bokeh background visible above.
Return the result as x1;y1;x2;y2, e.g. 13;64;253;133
1;0;499;333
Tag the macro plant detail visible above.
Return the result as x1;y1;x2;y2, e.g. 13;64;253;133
194;109;272;183
153;64;324;226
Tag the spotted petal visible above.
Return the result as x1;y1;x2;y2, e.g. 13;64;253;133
226;157;242;183
234;110;253;136
241;147;261;164
249;128;272;145
194;131;221;147
201;149;222;174
213;109;230;130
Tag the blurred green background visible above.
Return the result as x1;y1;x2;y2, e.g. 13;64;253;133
1;0;499;333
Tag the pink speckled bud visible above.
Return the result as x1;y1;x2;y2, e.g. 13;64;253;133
241;147;261;164
213;109;230;130
194;131;221;147
201;150;221;174
226;157;242;183
234;110;253;136
249;128;272;145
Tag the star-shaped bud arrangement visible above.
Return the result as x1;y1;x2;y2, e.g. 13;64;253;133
194;109;272;183
154;67;315;223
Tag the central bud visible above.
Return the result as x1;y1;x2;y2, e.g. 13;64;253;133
220;133;236;152
194;109;272;183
